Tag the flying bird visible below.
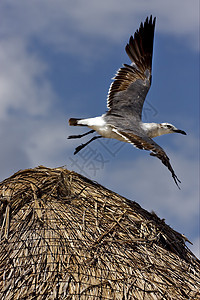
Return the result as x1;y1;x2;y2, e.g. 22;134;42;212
68;16;186;188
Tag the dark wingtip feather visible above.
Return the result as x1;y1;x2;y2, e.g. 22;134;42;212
125;15;156;73
172;175;181;190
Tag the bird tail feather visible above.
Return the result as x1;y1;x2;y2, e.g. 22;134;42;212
69;118;86;126
69;118;80;126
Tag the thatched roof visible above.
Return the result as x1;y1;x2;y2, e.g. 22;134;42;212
0;166;199;299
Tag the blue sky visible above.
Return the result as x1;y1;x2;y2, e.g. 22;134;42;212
0;0;199;257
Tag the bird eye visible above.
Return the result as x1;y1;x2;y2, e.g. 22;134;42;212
167;125;171;128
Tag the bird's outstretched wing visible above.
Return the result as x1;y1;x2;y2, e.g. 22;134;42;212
112;127;181;188
107;15;156;119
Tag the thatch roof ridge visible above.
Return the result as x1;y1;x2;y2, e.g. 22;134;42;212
0;166;199;299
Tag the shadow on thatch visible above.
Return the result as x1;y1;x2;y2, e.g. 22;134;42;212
0;166;199;299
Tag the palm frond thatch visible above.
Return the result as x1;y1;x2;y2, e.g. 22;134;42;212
0;166;199;299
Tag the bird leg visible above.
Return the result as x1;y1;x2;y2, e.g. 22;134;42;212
74;136;102;155
68;129;95;139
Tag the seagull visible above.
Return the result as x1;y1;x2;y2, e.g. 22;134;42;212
68;15;186;188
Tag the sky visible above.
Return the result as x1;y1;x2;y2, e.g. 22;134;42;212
0;0;199;257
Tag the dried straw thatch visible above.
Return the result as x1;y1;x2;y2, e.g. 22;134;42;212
0;166;199;299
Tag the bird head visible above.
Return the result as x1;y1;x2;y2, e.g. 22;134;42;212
160;123;187;135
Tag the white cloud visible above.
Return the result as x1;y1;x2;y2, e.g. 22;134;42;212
0;0;199;58
0;113;73;181
24;116;71;167
0;38;55;119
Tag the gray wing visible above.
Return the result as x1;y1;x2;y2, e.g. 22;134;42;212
107;15;156;119
112;128;181;188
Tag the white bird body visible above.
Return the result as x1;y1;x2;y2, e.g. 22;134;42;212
76;116;127;141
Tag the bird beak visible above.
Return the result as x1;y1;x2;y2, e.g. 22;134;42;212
173;129;187;135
